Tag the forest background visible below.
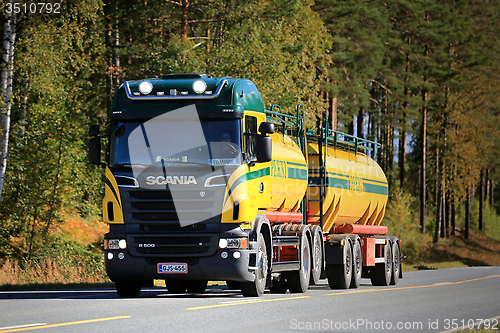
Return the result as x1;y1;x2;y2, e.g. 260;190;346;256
0;0;499;286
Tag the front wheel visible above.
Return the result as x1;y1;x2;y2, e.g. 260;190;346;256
241;233;268;297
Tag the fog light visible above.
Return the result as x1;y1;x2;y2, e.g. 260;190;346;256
221;251;228;259
118;239;127;249
118;252;125;260
219;238;228;249
107;252;113;260
233;251;241;259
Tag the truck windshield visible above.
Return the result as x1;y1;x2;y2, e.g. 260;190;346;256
109;119;242;168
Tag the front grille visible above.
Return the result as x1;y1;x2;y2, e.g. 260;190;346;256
120;186;223;257
140;224;206;232
131;201;213;210
129;190;216;200
131;212;214;222
135;236;211;244
137;246;210;255
125;189;220;224
127;234;218;257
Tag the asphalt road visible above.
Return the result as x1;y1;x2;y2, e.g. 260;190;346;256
1;266;500;333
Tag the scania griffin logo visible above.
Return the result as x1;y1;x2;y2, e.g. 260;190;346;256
145;175;197;185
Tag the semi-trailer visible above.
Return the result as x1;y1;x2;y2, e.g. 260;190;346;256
88;73;402;297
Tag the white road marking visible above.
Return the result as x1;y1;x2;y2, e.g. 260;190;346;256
0;323;46;331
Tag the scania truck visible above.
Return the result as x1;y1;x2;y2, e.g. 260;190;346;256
88;73;402;297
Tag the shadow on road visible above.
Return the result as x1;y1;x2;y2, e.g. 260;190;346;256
0;281;375;300
0;285;249;300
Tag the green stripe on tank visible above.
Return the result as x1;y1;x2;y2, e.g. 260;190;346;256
309;176;388;195
288;167;308;180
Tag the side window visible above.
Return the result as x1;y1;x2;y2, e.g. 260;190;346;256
244;116;257;161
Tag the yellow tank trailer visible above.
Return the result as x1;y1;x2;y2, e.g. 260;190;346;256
88;74;402;298
306;137;389;233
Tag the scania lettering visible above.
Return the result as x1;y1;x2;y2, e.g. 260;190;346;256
145;175;197;185
89;73;402;298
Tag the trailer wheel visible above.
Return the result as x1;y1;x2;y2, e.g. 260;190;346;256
327;240;352;289
241;233;268;297
350;241;362;288
115;281;141;298
370;242;392;286
390;242;400;285
186;280;208;294
286;234;311;293
166;280;187;294
309;227;323;285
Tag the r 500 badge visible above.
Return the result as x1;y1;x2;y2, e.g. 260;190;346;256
157;263;188;274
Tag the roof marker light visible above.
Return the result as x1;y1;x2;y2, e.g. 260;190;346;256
138;81;153;95
192;80;207;94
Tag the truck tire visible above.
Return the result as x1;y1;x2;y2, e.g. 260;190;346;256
286;234;311;293
166;280;187;293
186;280;208;293
241;233;268;297
327;240;352;289
309;226;323;285
350;241;362;288
371;242;392;286
390;241;400;285
115;281;141;298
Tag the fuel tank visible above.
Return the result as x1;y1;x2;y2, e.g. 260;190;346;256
267;132;308;212
307;139;389;234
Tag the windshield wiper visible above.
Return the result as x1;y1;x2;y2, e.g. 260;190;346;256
111;163;150;168
160;161;209;167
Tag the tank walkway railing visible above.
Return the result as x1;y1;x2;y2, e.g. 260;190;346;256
264;104;381;159
305;128;381;160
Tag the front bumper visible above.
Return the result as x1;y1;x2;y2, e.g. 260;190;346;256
105;248;256;282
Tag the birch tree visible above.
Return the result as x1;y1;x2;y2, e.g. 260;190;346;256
0;0;16;202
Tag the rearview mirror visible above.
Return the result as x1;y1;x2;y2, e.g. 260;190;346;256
259;122;274;135
88;137;101;165
256;136;272;163
89;124;100;137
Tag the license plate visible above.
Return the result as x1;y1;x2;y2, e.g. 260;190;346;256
157;263;188;274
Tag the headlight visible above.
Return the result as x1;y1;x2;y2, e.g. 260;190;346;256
218;238;248;249
192;80;207;94
105;239;127;250
139;80;153;95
